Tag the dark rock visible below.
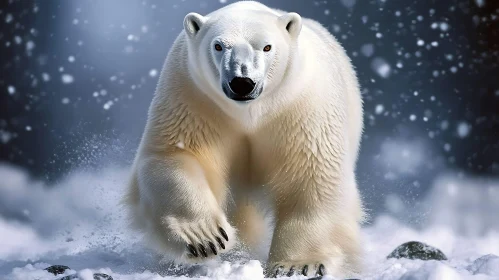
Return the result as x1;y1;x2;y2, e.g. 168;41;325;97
57;273;113;280
307;276;360;280
308;278;360;280
57;275;79;280
387;241;447;261
45;265;70;275
93;273;113;280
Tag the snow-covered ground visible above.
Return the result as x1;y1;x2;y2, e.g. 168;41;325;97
0;163;498;280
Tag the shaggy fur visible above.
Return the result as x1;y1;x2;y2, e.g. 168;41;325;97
125;1;364;277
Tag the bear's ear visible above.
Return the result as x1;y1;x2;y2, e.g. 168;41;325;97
183;12;206;38
278;12;302;39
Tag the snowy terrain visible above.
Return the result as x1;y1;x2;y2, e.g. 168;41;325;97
0;163;498;280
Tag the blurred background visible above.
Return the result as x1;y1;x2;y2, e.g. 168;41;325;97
1;0;498;224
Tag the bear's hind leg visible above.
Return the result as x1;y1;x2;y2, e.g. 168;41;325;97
230;198;269;258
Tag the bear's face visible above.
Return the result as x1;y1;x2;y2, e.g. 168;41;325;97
183;11;302;106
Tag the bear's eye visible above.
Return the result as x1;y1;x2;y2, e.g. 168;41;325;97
263;45;272;52
214;44;223;51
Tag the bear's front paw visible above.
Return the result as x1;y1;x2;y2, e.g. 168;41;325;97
165;215;235;260
266;262;326;278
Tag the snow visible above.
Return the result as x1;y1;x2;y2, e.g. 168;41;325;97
5;14;13;24
361;44;375;57
474;0;486;8
26;41;35;52
340;0;356;9
457;122;471;138
371;58;391;78
61;74;75;84
149;69;159;77
468;255;499;276
103;100;114;110
0;163;497;280
7;86;15;95
0;130;13;144
439;22;450;32
13;36;22;45
444;143;451;152
375;104;384;115
42;73;51;82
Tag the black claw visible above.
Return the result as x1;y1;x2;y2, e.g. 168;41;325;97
273;266;284;277
219;227;229;241
286;266;296;277
198;244;208;257
208;242;217;255
318;264;325;276
216;236;225;249
302;265;309;276
187;244;198;257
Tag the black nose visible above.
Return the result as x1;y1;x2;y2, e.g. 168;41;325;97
229;77;255;96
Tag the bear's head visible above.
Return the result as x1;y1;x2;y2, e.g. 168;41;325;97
183;7;302;108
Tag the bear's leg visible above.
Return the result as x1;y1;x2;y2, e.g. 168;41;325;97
265;184;361;278
230;197;269;257
135;152;236;262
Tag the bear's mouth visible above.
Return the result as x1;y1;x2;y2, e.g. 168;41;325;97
222;80;262;103
231;95;255;102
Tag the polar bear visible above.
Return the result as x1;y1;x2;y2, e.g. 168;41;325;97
125;1;364;278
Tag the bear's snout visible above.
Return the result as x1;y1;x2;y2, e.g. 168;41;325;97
229;77;256;97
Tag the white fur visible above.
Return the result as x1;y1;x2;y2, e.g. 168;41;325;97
125;1;364;278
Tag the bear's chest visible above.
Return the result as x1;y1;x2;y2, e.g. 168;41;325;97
225;125;310;187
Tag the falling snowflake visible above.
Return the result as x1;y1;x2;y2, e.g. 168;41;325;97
61;74;74;84
149;69;158;77
474;0;485;7
375;104;384;115
103;100;114;110
42;73;50;82
7;86;15;95
439;22;450;32
457;122;471;138
361;44;374;57
5;14;13;24
371;58;391;78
